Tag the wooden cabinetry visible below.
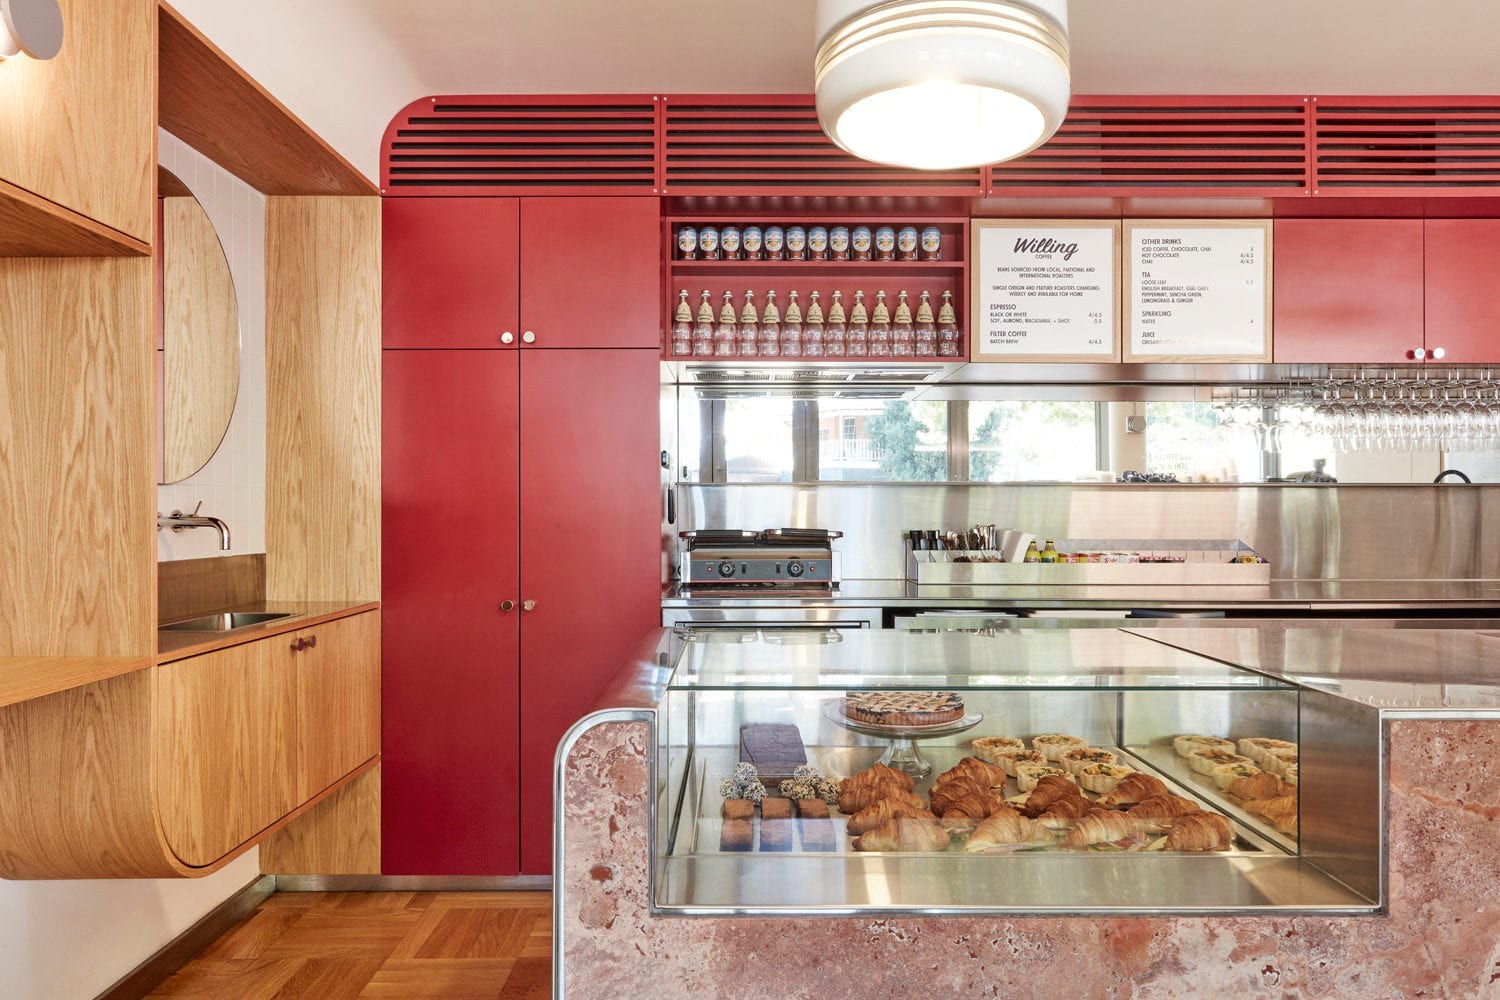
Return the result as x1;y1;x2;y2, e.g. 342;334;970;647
384;196;659;350
294;612;381;802
1423;220;1500;364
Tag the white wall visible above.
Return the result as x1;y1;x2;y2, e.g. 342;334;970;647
156;131;267;562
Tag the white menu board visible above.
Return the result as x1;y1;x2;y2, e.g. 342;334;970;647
1125;220;1273;361
970;220;1120;362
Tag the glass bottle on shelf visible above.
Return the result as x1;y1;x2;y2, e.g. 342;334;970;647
780;291;803;357
937;289;961;357
742;226;764;261
721;226;742;261
1023;540;1041;563
803;291;825;357
1040;539;1059;564
738;289;759;357
846;289;869;356
671;289;692;356
868;290;891;357
693;289;715;356
715;290;738;356
824;290;846;357
914;290;937;356
892;290;915;357
758;290;781;357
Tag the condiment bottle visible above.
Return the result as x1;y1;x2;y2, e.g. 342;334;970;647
758;290;781;357
914;290;937;356
846;290;869;356
671;289;692;356
892;290;915;357
802;291;825;357
780;291;803;357
937;290;960;357
867;290;891;357
693;289;715;356
715;290;738;356
737;289;759;356
824;290;847;357
1023;540;1041;563
1040;540;1059;563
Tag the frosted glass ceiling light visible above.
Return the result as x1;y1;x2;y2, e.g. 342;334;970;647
815;0;1070;170
0;0;64;60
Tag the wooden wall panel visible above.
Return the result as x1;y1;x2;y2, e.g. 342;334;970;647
265;197;381;602
262;763;381;875
0;258;155;657
0;0;156;241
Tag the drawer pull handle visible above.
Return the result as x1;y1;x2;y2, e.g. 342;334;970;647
291;637;306;652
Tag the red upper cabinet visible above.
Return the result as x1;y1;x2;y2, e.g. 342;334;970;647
1424;220;1500;364
384;198;521;349
519;198;662;348
1272;219;1424;364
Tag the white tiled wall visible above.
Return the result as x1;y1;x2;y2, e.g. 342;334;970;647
156;131;268;561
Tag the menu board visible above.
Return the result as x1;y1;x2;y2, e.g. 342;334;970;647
970;220;1120;361
1124;221;1273;361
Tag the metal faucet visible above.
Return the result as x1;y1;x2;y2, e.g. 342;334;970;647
1433;468;1472;484
157;501;231;550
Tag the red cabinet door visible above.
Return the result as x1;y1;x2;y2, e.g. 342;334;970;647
518;198;661;348
383;198;520;349
1425;219;1500;363
1272;219;1423;364
382;350;522;875
516;349;663;874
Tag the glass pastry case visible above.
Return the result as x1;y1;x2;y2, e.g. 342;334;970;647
652;627;1381;914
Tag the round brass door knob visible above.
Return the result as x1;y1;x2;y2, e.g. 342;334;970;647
522;599;537;612
500;600;515;612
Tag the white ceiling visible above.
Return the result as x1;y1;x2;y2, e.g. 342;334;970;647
170;0;1500;184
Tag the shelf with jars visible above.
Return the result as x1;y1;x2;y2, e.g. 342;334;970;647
662;216;968;361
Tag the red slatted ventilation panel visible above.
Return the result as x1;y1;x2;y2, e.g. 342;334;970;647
985;97;1311;197
661;95;983;197
1312;98;1500;195
381;96;660;196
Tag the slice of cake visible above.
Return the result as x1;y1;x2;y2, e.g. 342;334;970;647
738;724;808;782
844;691;964;727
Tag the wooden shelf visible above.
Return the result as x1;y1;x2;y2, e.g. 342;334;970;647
0;179;150;257
670;260;964;276
0;656;153;710
158;2;376;196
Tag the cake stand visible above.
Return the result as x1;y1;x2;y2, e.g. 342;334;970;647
822;700;983;778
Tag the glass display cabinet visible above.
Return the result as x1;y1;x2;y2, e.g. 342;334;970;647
653;628;1379;914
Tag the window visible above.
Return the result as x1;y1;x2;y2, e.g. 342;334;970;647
819;399;948;481
1144;402;1262;481
968;401;1098;482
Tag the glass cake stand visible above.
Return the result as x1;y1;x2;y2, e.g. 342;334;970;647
822;699;984;777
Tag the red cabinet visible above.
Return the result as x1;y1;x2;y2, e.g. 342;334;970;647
1272;219;1424;364
382;346;661;877
384;197;660;350
1424;220;1500;364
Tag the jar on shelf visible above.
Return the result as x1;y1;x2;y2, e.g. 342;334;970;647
875;226;896;262
786;226;807;261
764;226;785;261
851;226;873;262
677;226;698;261
897;227;920;261
921;226;943;261
720;226;742;261
809;226;829;262
698;226;720;261
742;226;764;261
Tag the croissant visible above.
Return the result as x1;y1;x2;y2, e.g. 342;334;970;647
1128;794;1202;820
852;817;951;853
1033;796;1095;830
1165;812;1233;852
838;782;926;815
929;777;996;816
1021;775;1087;818
939;792;1002;821
846;797;935;835
1245;793;1298;820
936;756;1007;789
1273;811;1300;836
965;810;1056;852
1061;809;1156;849
1227;772;1287;801
1097;772;1168;807
845;763;915;793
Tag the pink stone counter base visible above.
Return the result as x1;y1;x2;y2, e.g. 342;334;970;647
559;719;1500;999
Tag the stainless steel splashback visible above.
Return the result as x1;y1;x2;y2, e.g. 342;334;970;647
678;483;1500;582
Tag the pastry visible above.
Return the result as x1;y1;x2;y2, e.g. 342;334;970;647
1021;774;1086;818
1245;793;1298;820
1128;794;1201;820
721;799;755;822
1059;747;1118;774
1098;772;1169;807
760;797;793;820
1237;737;1297;766
1077;763;1134;794
839;782;926;816
738;723;807;781
719;762;768;803
779;765;840;804
1015;763;1074;793
844;691;965;727
846;797;935;836
935;756;1007;788
939;793;1004;821
1212;761;1262;790
720;818;752;852
1031;734;1087;761
1187;747;1254;776
1034;796;1095;829
759;817;792;852
1165;812;1234;851
1173;734;1236;758
929;777;997;816
852;817;951;853
994;749;1046;777
1282;763;1299;788
965;810;1055;852
1061;810;1155;849
1228;772;1287;801
1264;750;1299;777
796;799;830;820
1273;811;1300;836
837;763;917;813
971;736;1026;763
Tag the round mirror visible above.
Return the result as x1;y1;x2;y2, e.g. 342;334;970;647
157;165;241;484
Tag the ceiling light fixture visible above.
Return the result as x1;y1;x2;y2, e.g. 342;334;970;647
0;0;64;61
814;0;1070;171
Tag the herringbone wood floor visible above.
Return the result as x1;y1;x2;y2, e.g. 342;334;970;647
148;891;551;999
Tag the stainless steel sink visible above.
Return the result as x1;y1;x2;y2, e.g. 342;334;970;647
160;611;297;632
